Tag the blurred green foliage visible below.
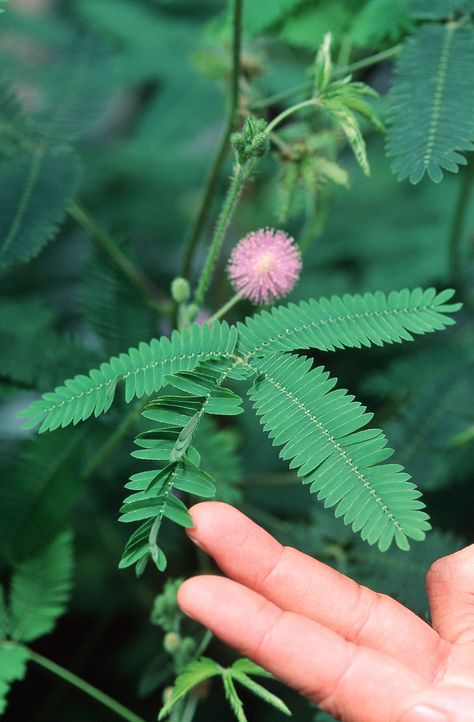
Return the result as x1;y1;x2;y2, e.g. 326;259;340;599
1;1;474;721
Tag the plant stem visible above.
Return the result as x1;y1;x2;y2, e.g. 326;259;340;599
69;201;169;315
265;98;316;135
81;399;148;482
180;0;243;278
193;162;249;308
207;292;243;322
250;44;402;110
28;650;148;722
448;161;474;288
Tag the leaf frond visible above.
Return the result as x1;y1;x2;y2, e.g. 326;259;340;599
20;322;238;432
386;23;474;183
6;532;73;643
248;353;430;551
119;359;242;573
238;288;461;357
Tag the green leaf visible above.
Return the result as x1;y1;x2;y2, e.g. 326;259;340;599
0;82;35;159
0;148;80;268
0;643;29;716
248;353;431;551
231;671;291;716
349;0;411;48
223;673;247;722
173;461;216;498
0;430;84;562
159;657;222;719
231;659;273;677
238;288;461;357
314;32;332;91
386;23;474;183
7;532;73;643
243;0;305;35
20;322;238;431
322;100;370;174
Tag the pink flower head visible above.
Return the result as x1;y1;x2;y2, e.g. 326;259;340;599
227;228;302;305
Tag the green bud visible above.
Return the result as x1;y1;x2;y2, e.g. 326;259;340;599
171;277;191;303
250;131;269;158
180;636;197;658
163;631;181;654
231;115;269;164
187;303;200;322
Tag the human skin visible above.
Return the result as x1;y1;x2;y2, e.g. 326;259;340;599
177;502;474;722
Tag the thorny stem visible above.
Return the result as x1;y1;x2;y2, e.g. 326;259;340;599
69;201;170;316
180;0;243;278
207;292;243;322
251;44;403;111
193;162;250;308
28;650;148;722
448;161;474;290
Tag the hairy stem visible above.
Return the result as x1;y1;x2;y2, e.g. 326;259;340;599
448;161;474;288
180;0;243;278
28;650;148;722
193;162;249;308
69;201;169;315
251;44;402;110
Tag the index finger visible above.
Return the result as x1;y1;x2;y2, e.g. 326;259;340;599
186;502;446;677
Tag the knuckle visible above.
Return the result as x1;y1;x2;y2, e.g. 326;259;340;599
315;642;357;713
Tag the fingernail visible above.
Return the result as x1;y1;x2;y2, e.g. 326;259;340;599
398;705;450;722
187;532;206;552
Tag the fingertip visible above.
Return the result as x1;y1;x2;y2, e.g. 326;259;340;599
176;576;199;617
177;575;227;620
187;501;238;526
185;502;245;549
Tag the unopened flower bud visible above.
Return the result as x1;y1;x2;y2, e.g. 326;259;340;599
163;632;181;654
171;277;191;303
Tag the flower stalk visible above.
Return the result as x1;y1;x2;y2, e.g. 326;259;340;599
193;161;251;309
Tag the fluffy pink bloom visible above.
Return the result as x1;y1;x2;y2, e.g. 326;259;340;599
227;228;302;304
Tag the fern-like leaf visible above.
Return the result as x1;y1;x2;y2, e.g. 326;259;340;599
159;656;290;722
19;322;238;432
238;288;461;357
0;430;84;562
0;643;29;716
119;359;243;574
6;532;73;643
0;82;34;160
248;353;430;551
386;23;474;183
0;148;80;268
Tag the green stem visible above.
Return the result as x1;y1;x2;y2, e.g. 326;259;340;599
265;98;316;135
81;399;148;482
193;163;249;308
179;695;199;722
250;44;402;110
69;201;169;315
207;292;243;322
28;650;148;722
448;161;474;288
180;0;243;278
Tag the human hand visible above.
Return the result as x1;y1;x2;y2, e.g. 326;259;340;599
177;502;474;722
